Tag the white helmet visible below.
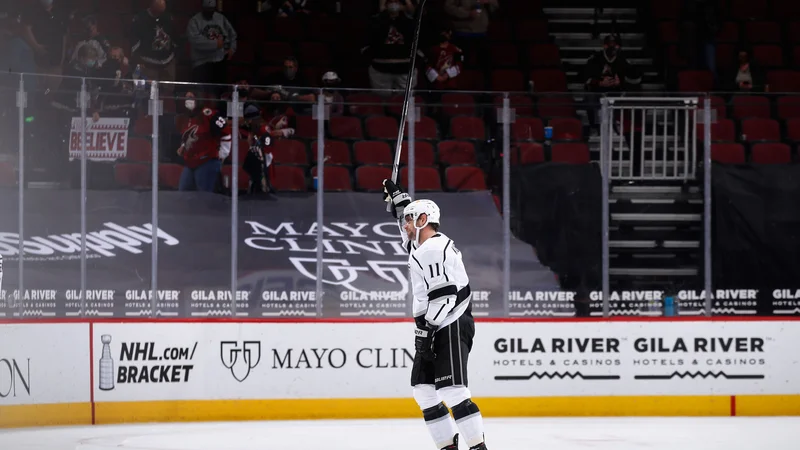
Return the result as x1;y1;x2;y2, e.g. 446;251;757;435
403;199;441;227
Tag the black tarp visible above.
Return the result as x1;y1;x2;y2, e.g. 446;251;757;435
712;164;800;314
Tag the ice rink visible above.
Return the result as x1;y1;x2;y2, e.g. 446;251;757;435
1;417;799;450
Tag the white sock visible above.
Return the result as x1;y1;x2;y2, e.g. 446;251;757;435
422;403;459;448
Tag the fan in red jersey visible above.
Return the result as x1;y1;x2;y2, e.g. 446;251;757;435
177;91;231;192
425;27;463;91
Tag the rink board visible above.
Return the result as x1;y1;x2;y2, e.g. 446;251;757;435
2;319;800;427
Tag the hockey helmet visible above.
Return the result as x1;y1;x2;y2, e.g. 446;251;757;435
403;199;441;227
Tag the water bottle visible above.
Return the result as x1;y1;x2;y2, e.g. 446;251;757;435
664;296;675;317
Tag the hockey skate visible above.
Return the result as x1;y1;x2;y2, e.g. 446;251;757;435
440;434;459;450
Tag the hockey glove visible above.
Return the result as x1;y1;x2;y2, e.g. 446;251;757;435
383;179;411;219
414;317;437;361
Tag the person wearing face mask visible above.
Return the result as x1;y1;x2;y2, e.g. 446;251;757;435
321;71;344;117
379;0;416;16
363;0;422;96
583;34;640;134
187;0;238;91
69;15;109;69
252;57;315;110
131;0;177;82
425;27;463;91
177;91;232;192
729;48;763;92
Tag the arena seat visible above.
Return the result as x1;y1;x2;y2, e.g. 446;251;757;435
745;21;781;44
549;117;583;141
312;140;352;165
442;93;477;117
405;116;439;140
310;165;353;191
353;141;392;165
732;95;771;119
346;93;385;117
220;166;251;192
751;143;792;164
365;116;399;140
512;143;545;164
114;163;151;189
355;165;392;192
711;143;746;164
512;117;545;141
329;116;364;140
777;96;800;120
551;143;590;164
157;164;184;190
438;141;477;166
698;118;736;142
126;138;152;163
271;165;307;192
271;139;308;165
450;117;486;140
400;166;442;191
445;166;487;191
741;118;781;142
399;141;436;166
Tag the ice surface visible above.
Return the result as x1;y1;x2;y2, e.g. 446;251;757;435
1;417;799;450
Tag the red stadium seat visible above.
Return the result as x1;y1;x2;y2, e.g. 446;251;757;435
490;70;525;92
312;140;352;165
329;116;364;140
405;116;438;140
528;44;561;67
346;93;385;117
450;117;485;140
698;118;737;142
385;95;424;116
355;165;392;192
773;3;800;20
785;118;800;142
489;43;520;67
751;143;792;164
294;116;319;139
220;166;250;192
126;138;152;163
0;162;16;187
767;71;800;93
650;0;681;19
777;96;800;119
709;95;727;119
133;115;154;136
514;20;549;42
400;141;436;166
400;166;442;191
794;46;800;67
158;164;183;190
445;166;487;191
791;22;800;44
307;16;338;42
273;17;306;41
745;21;781;43
715;22;740;43
530;69;567;92
458;70;486;90
297;42;333;68
753;45;784;68
741;118;780;142
549;117;583;141
488;20;514;41
537;96;577;118
353;141;393;165
310;165;353;191
731;0;767;20
114;163;151;189
512;117;545;141
237;17;265;41
678;70;714;92
442;93;477;116
512;143;545;164
230;40;255;64
438;141;477;165
659;21;679;43
365;116;399;140
494;95;534;116
271;139;308;165
551;143;590;164
272;165;307;192
711;143;745;164
732;95;771;119
259;42;294;65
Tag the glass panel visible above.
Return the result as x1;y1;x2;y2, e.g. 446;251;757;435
509;92;602;318
0;71;21;318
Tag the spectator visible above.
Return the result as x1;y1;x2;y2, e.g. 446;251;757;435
444;0;497;65
252;56;315;108
583;34;640;133
425;27;463;91
69;15;110;68
241;104;275;194
321;71;344;116
277;0;311;17
729;48;763;92
177;91;231;192
378;0;415;16
363;0;420;95
187;0;237;88
0;3;37;87
130;0;177;82
20;0;69;90
679;0;718;82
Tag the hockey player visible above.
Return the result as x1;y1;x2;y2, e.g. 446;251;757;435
382;179;488;450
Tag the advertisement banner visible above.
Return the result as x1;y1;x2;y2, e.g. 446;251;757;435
470;321;800;397
0;324;89;405
68;117;130;162
0;191;559;318
92;322;417;401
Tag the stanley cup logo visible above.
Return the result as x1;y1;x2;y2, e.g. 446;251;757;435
220;341;261;382
99;334;115;391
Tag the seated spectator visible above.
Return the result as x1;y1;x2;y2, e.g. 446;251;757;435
728;48;763;92
321;71;344;116
378;0;416;16
363;1;420;95
130;0;177;82
252;56;315;108
425;27;463;91
187;0;237;89
277;0;311;17
444;0;497;65
177;91;231;192
583;34;640;133
69;15;110;68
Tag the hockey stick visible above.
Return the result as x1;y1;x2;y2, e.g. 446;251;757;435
387;0;428;211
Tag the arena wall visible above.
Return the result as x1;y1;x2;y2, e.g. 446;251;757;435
2;318;800;428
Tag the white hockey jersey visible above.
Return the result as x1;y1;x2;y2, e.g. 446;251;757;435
401;227;472;330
